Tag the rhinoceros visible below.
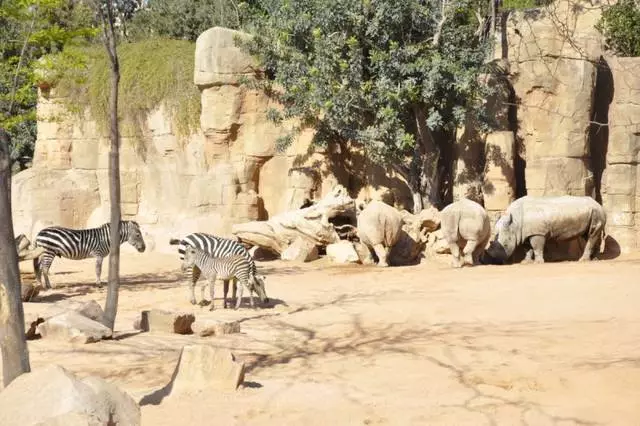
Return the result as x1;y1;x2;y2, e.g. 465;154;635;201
489;195;606;263
441;198;491;268
357;200;403;267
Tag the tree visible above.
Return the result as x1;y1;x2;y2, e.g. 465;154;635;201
127;0;247;41
0;129;30;387
595;0;640;57
0;0;97;171
95;0;122;331
242;0;493;212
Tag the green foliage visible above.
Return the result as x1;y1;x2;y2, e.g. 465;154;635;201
0;0;97;168
51;39;201;139
596;0;640;57
501;0;552;9
127;0;256;41
242;0;493;203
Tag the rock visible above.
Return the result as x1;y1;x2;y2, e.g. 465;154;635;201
82;376;141;426
74;300;105;324
139;310;195;335
194;27;258;87
192;319;241;337
0;364;140;426
169;345;245;394
38;311;112;344
34;412;102;426
281;236;319;263
233;185;355;254
133;316;142;330
326;241;360;264
601;56;640;254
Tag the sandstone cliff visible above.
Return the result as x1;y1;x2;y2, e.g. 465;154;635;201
12;2;640;256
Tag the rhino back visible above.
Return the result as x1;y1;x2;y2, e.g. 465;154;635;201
515;196;604;241
441;199;489;242
357;201;403;246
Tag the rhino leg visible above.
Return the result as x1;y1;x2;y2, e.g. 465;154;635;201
449;243;463;268
529;235;546;263
522;248;534;264
373;244;389;267
462;240;479;266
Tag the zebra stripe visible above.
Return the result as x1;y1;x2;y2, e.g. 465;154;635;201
172;232;268;307
34;220;146;289
182;246;253;310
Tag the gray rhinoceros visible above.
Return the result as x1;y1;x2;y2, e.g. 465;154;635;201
357;200;403;267
489;195;606;263
441;198;491;268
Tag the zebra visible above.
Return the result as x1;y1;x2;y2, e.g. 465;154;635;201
33;221;146;289
181;246;255;310
169;232;268;308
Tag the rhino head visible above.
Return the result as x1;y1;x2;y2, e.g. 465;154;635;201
489;213;517;261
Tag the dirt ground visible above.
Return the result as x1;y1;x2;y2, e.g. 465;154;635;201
20;250;640;426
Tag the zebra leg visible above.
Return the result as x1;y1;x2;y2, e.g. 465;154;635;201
40;253;55;290
33;256;43;288
95;256;104;288
234;279;245;310
223;280;230;309
189;266;201;305
209;278;216;311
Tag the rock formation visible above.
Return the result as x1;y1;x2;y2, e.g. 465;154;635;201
232;185;355;254
12;5;640;256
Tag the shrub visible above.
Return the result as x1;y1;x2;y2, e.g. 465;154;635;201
596;0;640;57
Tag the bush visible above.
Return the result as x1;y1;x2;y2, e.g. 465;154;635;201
596;0;640;57
47;38;201;140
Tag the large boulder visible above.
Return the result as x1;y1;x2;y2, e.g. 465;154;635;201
139;310;195;335
326;241;360;264
38;311;112;344
0;365;140;426
280;236;319;262
168;345;245;394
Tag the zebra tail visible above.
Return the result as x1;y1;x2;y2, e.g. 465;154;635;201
169;238;181;245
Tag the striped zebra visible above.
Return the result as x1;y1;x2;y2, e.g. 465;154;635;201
34;221;146;289
169;232;268;308
181;246;254;310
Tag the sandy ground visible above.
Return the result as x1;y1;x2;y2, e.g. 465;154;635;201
19;250;640;426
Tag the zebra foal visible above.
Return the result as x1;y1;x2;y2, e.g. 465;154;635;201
181;246;257;310
34;220;146;289
169;232;268;308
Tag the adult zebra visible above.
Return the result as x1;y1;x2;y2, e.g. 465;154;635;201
169;232;268;308
34;221;146;289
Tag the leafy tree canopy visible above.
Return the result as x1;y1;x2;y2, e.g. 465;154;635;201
596;0;640;57
241;0;494;210
127;0;256;41
0;0;97;170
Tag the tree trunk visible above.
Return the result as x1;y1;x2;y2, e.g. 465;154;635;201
0;129;30;387
100;0;121;331
413;107;442;210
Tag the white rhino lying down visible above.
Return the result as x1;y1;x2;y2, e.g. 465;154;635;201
441;198;491;268
488;195;606;263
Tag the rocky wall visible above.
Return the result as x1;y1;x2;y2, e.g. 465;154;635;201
601;56;640;253
12;27;410;252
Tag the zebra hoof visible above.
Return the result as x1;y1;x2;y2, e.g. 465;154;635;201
190;300;197;305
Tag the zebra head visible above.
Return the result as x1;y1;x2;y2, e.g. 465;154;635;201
251;274;269;304
124;221;146;253
181;246;200;271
